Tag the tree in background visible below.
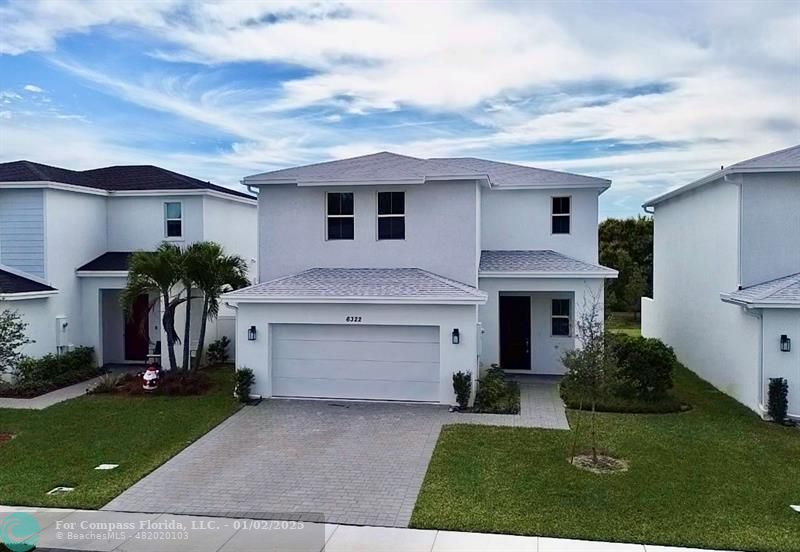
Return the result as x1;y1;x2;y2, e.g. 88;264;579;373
599;216;653;315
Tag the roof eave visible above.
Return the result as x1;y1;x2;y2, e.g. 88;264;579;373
75;270;129;278
479;270;618;279
643;165;799;208
720;294;800;309
0;290;58;300
222;295;487;305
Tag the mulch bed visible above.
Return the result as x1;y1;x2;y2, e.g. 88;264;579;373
110;370;212;396
0;433;16;445
571;453;629;474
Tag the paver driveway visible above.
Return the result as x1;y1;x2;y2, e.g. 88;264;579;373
105;384;568;528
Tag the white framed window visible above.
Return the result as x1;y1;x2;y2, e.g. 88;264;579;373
326;192;354;240
551;298;571;336
164;201;183;238
377;191;405;240
551;196;571;234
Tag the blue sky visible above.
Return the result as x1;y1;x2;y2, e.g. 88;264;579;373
0;0;798;218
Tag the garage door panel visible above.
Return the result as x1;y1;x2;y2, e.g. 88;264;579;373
274;358;439;382
271;323;440;402
273;324;439;343
274;339;439;363
272;377;440;402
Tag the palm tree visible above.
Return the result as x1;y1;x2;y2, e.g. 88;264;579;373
184;242;249;370
122;243;183;371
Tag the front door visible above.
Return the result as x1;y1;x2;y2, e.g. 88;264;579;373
499;295;531;370
124;294;150;361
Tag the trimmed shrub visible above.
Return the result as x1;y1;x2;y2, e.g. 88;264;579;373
235;367;255;403
3;347;100;398
767;377;789;423
608;333;676;400
452;371;472;409
207;336;231;364
474;365;520;414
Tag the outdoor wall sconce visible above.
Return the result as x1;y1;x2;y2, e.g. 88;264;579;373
452;328;460;345
248;325;257;341
780;334;791;353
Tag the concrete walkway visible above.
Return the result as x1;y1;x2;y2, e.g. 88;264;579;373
0;376;104;410
0;506;737;552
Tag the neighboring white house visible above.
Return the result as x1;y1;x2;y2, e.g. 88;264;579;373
642;145;800;420
0;161;258;368
224;152;617;405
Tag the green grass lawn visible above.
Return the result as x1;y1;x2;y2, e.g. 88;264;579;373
0;366;239;509
412;366;800;552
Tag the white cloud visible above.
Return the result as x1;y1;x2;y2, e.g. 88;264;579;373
23;84;43;93
0;0;798;216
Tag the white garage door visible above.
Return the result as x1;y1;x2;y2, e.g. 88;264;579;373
272;324;440;402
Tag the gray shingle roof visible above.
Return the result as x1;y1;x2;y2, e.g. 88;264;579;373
729;144;800;171
433;157;610;188
0;268;57;294
0;160;254;200
722;273;800;307
480;250;618;277
224;267;487;304
76;252;136;272
644;144;800;207
244;151;609;189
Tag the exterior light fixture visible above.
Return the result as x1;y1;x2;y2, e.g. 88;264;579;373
452;328;460;345
248;325;257;341
780;334;791;353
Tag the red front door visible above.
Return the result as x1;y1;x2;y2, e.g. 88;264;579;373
124;294;150;361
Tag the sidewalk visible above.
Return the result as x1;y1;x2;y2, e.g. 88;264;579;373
0;506;735;552
0;376;102;410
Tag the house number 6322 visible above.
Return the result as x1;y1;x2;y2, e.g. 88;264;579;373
345;316;362;323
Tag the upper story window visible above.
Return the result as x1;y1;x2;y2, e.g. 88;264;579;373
551;298;571;336
164;202;182;238
552;196;571;234
326;192;354;240
377;191;405;240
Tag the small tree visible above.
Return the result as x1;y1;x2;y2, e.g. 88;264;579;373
561;291;618;464
767;378;789;424
0;306;32;379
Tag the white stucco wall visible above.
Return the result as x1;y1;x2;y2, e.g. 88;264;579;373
0;298;53;359
0;188;45;277
258;182;479;285
233;302;479;405
642;178;761;412
739;172;800;287
479;277;605;374
480;188;601;263
107;196;204;251
762;309;800;419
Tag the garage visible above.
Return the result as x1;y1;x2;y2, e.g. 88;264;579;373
272;323;440;402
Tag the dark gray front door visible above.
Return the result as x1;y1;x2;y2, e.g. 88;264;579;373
500;295;531;370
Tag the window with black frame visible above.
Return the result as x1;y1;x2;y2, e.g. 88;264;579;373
552;196;571;234
377;191;405;240
551;298;571;336
326;192;354;240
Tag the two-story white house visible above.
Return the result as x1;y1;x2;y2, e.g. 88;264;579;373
224;152;617;404
0;161;257;368
642;145;800;421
